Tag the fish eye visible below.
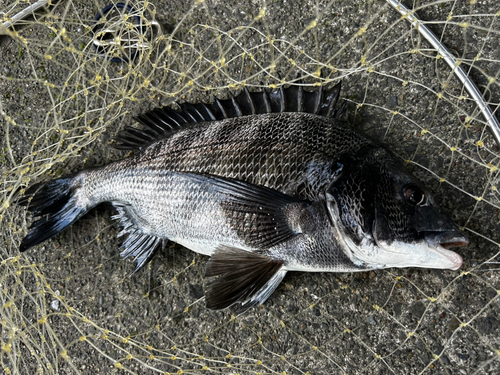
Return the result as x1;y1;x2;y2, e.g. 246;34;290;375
404;185;427;206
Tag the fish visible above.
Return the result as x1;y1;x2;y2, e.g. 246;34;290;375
17;82;468;312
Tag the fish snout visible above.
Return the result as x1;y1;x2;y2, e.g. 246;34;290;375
421;231;467;270
424;231;469;249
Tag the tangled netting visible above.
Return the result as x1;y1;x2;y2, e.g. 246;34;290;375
1;1;499;374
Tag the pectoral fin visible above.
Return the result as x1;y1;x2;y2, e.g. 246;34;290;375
180;172;310;249
205;246;286;312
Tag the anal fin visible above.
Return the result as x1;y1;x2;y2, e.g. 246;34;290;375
112;205;164;274
205;246;286;312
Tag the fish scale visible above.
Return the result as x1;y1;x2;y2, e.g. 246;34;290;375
147;114;347;176
18;83;468;312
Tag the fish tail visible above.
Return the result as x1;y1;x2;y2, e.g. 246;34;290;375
18;173;90;251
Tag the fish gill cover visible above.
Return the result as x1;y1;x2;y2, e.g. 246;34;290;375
0;0;499;374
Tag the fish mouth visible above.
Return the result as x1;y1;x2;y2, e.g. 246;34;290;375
424;231;468;270
440;241;469;249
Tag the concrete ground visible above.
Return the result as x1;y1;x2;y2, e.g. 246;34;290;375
0;0;499;374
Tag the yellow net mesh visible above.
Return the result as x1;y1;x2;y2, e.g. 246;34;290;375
1;0;499;374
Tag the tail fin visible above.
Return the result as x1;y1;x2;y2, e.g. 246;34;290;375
18;174;89;251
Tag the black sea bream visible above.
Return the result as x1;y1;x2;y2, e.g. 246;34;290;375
18;83;468;311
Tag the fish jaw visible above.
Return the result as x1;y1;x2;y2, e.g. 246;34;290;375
428;244;463;270
367;239;463;270
330;203;466;270
338;235;464;270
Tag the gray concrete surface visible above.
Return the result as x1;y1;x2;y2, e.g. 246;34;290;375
1;0;499;374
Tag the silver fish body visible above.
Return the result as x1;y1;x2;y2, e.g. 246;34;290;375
84;112;359;264
19;83;468;311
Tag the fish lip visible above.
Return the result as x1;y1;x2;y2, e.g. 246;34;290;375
370;230;465;270
430;244;463;270
424;231;468;270
424;231;469;249
440;241;469;249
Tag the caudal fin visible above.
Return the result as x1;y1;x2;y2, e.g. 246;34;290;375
18;174;89;251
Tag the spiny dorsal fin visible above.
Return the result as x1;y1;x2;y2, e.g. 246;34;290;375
114;82;343;151
204;246;286;312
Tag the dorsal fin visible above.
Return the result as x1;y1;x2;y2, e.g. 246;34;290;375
114;82;343;151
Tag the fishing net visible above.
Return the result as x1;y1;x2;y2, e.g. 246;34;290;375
1;0;499;374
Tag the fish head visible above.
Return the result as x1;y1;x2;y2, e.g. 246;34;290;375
325;148;468;271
